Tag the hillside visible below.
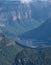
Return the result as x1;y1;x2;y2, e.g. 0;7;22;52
0;32;23;65
14;47;51;65
0;1;51;37
0;1;51;65
19;17;51;47
0;32;51;65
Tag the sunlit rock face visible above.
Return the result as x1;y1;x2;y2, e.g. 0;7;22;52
0;0;51;48
21;0;32;4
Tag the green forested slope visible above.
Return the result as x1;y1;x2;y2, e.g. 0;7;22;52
0;33;51;65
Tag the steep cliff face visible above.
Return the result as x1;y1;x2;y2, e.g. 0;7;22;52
0;0;51;37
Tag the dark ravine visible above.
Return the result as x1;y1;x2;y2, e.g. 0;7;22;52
19;17;51;46
15;41;37;49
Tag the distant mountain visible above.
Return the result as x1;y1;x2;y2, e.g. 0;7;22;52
0;1;51;65
0;1;51;38
19;17;51;47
